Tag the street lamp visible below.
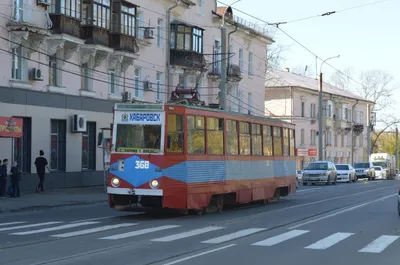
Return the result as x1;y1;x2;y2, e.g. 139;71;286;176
318;55;340;161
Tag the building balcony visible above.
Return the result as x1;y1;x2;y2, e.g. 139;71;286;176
110;34;139;54
81;25;110;47
334;119;351;131
49;14;81;39
207;63;221;79
7;3;51;50
323;117;334;128
353;123;364;134
227;64;242;82
170;50;206;70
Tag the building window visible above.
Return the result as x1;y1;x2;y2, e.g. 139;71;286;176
136;11;144;39
166;114;184;153
248;92;252;115
289;129;295;156
82;0;110;29
187;116;205;154
238;89;243;113
120;3;136;36
228;44;233;65
300;129;305;145
334;132;338;147
301;102;305;117
134;68;141;98
170;23;204;53
157;18;163;47
50;119;66;171
156;72;162;101
310;130;316;145
81;63;93;91
238;48;243;71
263;125;273;156
227;120;238;155
197;0;204;15
341;133;344;147
273;127;282;156
283;128;289;156
178;74;186;88
11;46;23;80
310;103;316;118
207;117;224;155
326;131;332;146
49;55;62;87
82;121;96;170
248;52;253;75
51;0;81;18
109;71;118;94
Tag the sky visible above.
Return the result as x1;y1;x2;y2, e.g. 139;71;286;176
222;0;400;123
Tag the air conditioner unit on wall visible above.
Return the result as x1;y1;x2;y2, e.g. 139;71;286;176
71;114;87;133
37;0;50;6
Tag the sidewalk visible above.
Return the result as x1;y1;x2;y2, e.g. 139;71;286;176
0;186;107;214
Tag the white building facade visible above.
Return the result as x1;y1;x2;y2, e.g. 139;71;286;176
265;70;374;170
0;0;272;190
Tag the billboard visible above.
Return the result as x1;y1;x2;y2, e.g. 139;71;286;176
0;117;23;138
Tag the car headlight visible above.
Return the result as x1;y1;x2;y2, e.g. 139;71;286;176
150;179;159;189
111;177;120;187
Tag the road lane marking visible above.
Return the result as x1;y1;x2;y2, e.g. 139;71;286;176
358;235;400;253
288;193;397;229
252;230;309;246
100;225;180;240
70;213;144;223
0;222;62;232
50;223;137;238
161;244;236;265
201;228;266;244
305;232;354;250
10;222;99;235
0;221;27;227
151;226;225;242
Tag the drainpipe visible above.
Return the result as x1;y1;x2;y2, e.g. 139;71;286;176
166;1;180;100
227;22;238;68
351;100;359;165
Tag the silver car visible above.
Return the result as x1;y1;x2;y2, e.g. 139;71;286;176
302;161;337;185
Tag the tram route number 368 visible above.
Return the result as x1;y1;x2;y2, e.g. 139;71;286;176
135;160;150;169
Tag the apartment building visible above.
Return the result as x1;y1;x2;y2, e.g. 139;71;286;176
265;69;374;169
0;0;272;190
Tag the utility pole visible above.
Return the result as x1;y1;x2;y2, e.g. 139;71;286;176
318;72;323;160
366;104;371;159
219;26;227;110
396;127;398;174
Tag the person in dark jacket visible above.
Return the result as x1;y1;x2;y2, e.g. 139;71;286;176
34;150;50;193
0;159;8;197
10;161;21;198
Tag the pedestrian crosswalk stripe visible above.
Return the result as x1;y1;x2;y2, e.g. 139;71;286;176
305;232;354;250
0;221;27;227
0;222;62;232
50;223;138;238
252;230;309;247
358;235;400;253
151;226;225;242
10;222;100;235
201;228;266;244
100;225;181;240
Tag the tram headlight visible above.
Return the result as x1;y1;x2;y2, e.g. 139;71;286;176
111;177;120;187
150;179;159;189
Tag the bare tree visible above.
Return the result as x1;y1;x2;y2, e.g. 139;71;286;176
290;64;315;77
371;114;400;152
329;67;354;90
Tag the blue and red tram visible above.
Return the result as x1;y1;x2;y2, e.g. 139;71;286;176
106;102;297;213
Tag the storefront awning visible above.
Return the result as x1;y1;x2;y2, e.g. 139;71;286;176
0;117;23;138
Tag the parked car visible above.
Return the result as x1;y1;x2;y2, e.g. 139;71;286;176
335;164;356;183
373;166;387;180
302;161;337;186
354;162;376;180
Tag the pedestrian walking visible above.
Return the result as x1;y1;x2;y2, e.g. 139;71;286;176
34;150;50;193
10;161;21;198
0;159;8;197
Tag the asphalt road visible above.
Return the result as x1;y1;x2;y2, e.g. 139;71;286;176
0;179;399;265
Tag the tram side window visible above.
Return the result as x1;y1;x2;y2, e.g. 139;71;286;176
273;127;283;156
207;117;224;155
239;122;251;155
283;128;289;156
227;120;238;155
187;115;205;154
263;125;273;156
289;129;295;156
251;124;262;155
166;114;184;153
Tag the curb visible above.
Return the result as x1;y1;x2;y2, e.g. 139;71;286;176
0;200;107;214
